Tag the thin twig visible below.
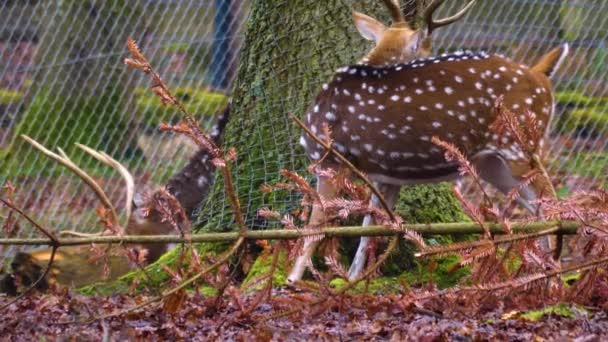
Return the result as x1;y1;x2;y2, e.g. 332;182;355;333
291;114;396;221
469;254;608;292
0;198;58;245
240;244;281;317
0;220;581;246
531;153;563;260
415;227;561;258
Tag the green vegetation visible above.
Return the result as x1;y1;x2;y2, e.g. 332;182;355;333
555;91;608;108
0;89;23;105
520;304;586;321
135;86;228;128
241;249;288;291
554;91;608;137
557;108;608;137
551;150;608;182
79;242;228;296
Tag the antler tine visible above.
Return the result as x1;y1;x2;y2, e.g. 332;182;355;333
20;135;121;232
381;0;405;23
424;0;476;34
75;143;135;226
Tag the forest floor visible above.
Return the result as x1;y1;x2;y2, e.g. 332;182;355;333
1;287;606;340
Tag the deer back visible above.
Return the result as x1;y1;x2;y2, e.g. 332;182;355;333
301;51;553;185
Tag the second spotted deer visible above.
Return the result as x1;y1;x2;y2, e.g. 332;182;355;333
287;1;569;283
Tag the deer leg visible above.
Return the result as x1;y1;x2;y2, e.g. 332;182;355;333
473;152;553;251
347;183;400;281
287;175;338;283
473;152;538;213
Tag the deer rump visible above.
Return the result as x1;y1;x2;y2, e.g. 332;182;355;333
301;51;553;185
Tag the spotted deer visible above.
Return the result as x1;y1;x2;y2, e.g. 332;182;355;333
287;1;569;283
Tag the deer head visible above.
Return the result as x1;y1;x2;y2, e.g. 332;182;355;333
353;0;476;66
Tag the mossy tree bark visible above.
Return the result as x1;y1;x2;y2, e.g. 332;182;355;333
196;0;466;264
6;1;144;174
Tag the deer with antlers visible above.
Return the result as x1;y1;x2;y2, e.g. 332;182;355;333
0;108;229;295
287;0;569;282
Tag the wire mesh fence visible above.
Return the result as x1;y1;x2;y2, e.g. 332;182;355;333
0;0;607;258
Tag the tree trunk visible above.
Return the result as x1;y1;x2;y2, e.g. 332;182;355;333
196;0;464;237
6;0;144;173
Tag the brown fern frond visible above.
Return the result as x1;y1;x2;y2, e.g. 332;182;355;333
257;207;282;221
401;228;427;249
321;122;333;146
324;256;349;279
126;37;147;63
460;245;497;266
432;136;494;207
280;169;318;201
505;169;541;205
431;137;478;179
417;239;491;259
280;214;297;230
452;185;491;238
417;227;560;259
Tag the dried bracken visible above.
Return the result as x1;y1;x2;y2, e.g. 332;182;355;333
1;36;607;337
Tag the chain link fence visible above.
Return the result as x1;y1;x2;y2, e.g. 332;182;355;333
0;1;607;258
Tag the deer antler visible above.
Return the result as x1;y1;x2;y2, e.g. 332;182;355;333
423;0;476;34
20;135;123;234
381;0;405;23
75;143;135;227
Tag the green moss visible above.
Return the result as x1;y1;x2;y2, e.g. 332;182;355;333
329;276;402;294
5;89;137;177
562;272;581;287
0;88;23;105
551;150;608;181
555;91;608;108
328;256;469;292
386;183;470;285
557;107;608;137
396;183;469;224
78;242;228;295
241;249;288;291
136;87;228;128
400;254;469;289
520;304;586;321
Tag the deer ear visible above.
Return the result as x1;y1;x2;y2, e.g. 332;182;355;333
352;10;386;43
405;29;427;55
132;190;148;208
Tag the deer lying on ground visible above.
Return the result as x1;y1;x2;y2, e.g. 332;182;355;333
0;108;229;295
287;0;569;283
